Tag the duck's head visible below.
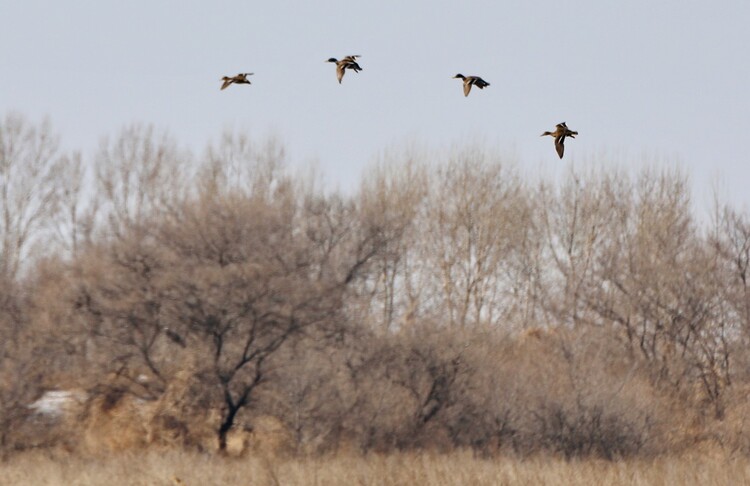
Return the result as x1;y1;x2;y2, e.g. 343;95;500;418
453;74;466;79
326;58;338;63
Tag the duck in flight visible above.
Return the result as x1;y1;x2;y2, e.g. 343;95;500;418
541;122;578;159
326;55;363;84
220;73;253;90
453;74;490;97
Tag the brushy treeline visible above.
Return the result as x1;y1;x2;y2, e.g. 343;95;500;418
3;112;750;460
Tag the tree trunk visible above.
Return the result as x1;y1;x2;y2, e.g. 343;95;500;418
218;404;240;451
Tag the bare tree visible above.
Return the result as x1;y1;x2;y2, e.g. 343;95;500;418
356;153;427;331
569;167;734;417
711;206;750;337
536;166;628;328
199;130;286;201
419;149;530;328
95;124;189;239
0;113;68;279
64;131;389;450
154;184;385;449
52;151;98;259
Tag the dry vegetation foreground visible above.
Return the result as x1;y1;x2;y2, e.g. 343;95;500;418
2;451;750;486
9;113;750;472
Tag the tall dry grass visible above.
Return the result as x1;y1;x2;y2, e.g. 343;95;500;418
2;450;750;486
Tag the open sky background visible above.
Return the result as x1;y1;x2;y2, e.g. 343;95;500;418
2;0;749;212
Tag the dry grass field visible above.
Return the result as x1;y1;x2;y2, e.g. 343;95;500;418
2;450;750;486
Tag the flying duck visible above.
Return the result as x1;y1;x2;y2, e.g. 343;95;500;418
326;55;363;84
453;74;490;97
541;122;578;159
220;73;253;90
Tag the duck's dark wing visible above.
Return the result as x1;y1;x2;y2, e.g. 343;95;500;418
475;77;490;89
555;136;565;159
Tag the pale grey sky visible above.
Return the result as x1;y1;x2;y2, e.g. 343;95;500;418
2;0;749;209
